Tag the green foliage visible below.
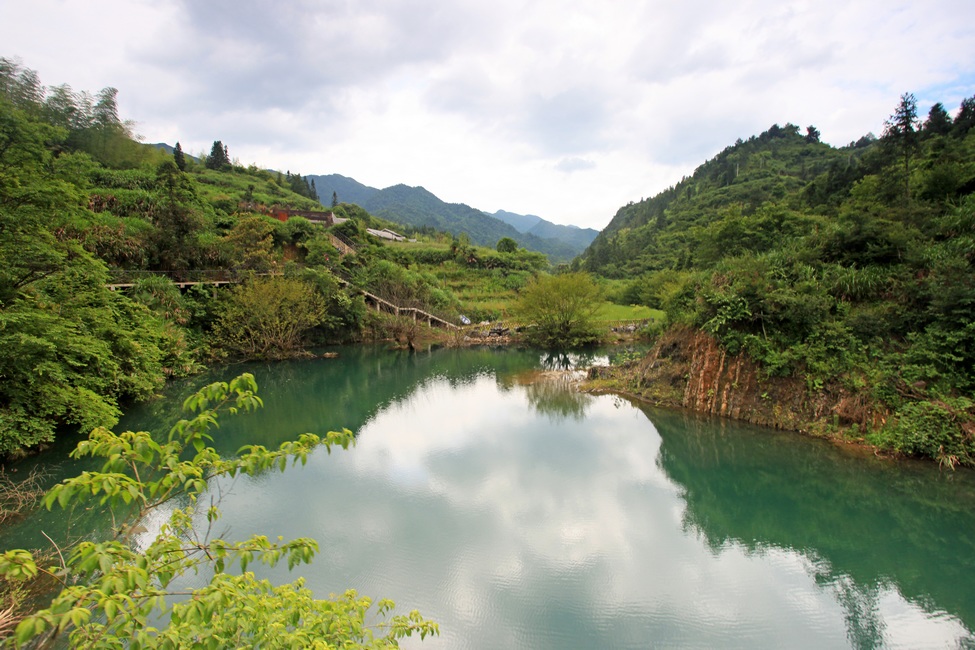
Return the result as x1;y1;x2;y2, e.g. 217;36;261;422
870;398;974;468
351;258;458;315
0;92;174;456
128;276;205;377
2;59;156;170
0;374;438;648
282;170;319;201
496;236;518;253
513;272;604;348
882;92;920;201
288;265;367;342
212;276;327;359
221;215;278;270
923;103;953;138
278;215;316;246
578;93;975;463
0;58;401;455
150;161;213;272
172;141;186;171
205;140;231;170
0;263;171;456
578;122;869;278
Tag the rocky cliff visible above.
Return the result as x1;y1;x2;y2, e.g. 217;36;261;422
590;327;889;436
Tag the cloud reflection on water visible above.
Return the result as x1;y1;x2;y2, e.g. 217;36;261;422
210;367;973;650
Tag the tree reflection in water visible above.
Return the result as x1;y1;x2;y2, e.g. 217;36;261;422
648;406;975;649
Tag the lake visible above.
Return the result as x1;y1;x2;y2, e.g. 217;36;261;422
7;345;975;649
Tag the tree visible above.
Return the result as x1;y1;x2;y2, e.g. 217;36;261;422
0;374;438;648
496;237;518;254
0;96;169;456
805;125;821;144
953;95;975;137
212;276;327;359
513;272;604;348
332;191;338;208
922;103;952;137
173;141;186;171
221;215;277;270
152;160;206;272
882;92;919;202
205;140;230;170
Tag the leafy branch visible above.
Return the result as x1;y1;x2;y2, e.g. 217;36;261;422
0;373;437;648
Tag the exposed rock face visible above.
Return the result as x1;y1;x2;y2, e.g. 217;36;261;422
602;327;887;433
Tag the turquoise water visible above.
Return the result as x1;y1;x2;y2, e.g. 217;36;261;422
7;345;975;649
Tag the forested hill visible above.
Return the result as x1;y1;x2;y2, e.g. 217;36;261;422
579;111;974;278
579;124;875;277
309;174;594;261
579;95;975;466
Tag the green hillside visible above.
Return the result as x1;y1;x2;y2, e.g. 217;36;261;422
4;51;975;469
307;173;379;207
579;124;868;276
579;98;975;466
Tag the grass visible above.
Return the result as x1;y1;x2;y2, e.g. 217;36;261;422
593;303;664;323
378;239;665;326
385;240;453;251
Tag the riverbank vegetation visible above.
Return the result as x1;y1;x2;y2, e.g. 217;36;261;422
7;55;975;465
0;56;655;460
3;58;973;472
579;94;975;467
1;50;974;649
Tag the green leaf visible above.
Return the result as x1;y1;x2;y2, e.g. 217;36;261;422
15;618;36;646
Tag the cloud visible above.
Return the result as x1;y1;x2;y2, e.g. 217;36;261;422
2;0;974;230
555;157;597;173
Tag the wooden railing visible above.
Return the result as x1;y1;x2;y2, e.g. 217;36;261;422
106;269;254;290
108;269;461;330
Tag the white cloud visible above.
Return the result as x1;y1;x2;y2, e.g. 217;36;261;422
555;157;597;173
2;0;974;229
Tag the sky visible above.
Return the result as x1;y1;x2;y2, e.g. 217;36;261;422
3;0;974;230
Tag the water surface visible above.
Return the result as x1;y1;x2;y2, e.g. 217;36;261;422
8;346;975;649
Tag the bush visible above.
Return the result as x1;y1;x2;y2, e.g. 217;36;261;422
212;276;326;359
872;398;974;467
513;272;604;349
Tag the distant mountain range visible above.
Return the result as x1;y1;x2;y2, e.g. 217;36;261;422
149;145;597;261
308;174;597;262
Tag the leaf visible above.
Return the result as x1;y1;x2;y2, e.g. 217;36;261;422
56;485;72;509
15;618;36;646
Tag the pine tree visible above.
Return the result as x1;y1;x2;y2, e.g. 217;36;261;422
173;141;186;171
882;93;919;202
923;103;952;137
205;140;230;170
953;96;975;137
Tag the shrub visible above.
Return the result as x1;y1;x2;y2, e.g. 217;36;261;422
212;276;326;359
872;398;975;467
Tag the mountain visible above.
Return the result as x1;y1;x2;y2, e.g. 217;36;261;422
312;173;378;207
525;219;598;251
490;209;543;232
577;123;867;277
307;175;594;262
573;104;975;466
489;209;599;253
